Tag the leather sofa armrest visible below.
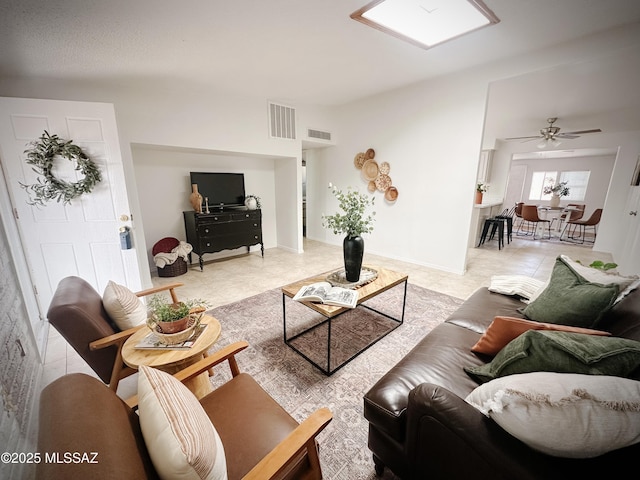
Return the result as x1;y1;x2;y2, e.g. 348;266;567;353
405;383;547;480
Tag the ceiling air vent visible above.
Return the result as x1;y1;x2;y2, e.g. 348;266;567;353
269;102;296;140
307;129;332;141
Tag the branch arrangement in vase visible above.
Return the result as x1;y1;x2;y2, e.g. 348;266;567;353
543;181;570;197
322;184;375;238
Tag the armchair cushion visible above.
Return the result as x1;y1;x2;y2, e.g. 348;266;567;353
103;280;147;330
199;372;304;480
465;372;640;458
138;365;228;480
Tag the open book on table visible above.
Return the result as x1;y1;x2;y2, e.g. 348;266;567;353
293;282;358;308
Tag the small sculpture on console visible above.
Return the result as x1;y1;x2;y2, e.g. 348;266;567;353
190;184;203;213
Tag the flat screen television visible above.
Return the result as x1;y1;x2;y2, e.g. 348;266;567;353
189;172;246;209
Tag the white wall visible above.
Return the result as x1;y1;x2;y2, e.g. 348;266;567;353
1;24;640;276
490;131;640;257
308;74;487;274
0;80;333;274
132;145;281;270
509;154;615;211
302;25;640;274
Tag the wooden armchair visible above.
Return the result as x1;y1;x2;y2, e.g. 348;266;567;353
37;341;333;480
132;341;332;479
47;276;185;392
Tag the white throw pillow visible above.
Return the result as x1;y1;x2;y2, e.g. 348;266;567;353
102;280;147;330
488;275;545;301
138;365;228;480
465;372;640;458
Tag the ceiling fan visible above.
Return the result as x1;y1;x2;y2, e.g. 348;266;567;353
505;117;602;148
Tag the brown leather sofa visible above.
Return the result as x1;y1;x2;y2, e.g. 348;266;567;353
364;286;640;479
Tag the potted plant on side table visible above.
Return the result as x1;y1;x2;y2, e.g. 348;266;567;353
147;295;210;334
322;183;375;282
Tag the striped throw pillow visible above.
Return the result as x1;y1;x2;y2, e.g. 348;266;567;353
138;365;227;480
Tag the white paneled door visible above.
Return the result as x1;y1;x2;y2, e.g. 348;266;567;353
0;97;142;324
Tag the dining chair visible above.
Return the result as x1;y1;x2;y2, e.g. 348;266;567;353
561;208;603;243
551;203;585;230
514;202;528;236
520;205;551;240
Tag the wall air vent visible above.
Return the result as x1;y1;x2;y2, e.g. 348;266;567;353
307;129;332;141
268;102;296;140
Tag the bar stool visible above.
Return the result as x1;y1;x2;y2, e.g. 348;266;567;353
495;205;515;243
478;217;505;250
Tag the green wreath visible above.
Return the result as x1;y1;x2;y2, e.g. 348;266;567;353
20;131;102;206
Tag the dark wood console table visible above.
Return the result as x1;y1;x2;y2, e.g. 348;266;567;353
183;209;263;271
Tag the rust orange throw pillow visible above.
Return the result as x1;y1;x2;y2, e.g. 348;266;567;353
472;316;611;356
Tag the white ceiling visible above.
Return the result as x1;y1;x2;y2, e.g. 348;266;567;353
483;44;640;147
2;0;640;141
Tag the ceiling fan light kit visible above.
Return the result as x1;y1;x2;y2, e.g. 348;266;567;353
537;138;561;149
505;117;602;148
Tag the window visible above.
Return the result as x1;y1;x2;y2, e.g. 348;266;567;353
529;171;558;201
559;171;590;201
528;171;590;201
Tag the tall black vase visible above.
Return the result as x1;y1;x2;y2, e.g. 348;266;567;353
343;235;364;282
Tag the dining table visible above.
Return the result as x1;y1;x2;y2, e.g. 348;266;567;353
537;205;581;236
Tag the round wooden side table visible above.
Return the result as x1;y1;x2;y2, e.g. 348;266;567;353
122;314;221;399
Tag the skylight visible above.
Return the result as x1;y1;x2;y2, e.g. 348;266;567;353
351;0;499;50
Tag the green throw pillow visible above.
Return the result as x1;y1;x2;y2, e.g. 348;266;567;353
465;330;640;383
522;256;619;328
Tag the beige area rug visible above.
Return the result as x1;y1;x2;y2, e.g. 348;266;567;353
207;283;463;480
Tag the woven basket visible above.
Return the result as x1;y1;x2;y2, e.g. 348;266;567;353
157;257;187;277
153;237;188;277
148;314;201;345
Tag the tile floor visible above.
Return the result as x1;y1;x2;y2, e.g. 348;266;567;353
41;237;612;399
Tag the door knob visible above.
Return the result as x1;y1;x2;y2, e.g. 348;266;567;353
630;211;638;216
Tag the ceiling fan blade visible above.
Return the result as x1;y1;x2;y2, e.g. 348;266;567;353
504;135;541;140
560;128;602;135
556;134;580;139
